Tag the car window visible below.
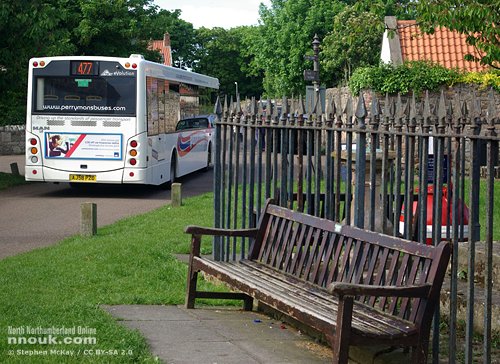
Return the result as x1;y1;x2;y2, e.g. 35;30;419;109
175;118;209;131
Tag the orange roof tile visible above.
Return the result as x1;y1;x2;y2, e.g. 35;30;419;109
396;20;488;72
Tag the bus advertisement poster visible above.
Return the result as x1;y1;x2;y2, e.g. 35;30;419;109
45;132;122;160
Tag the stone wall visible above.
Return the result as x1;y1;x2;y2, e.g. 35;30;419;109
0;125;25;155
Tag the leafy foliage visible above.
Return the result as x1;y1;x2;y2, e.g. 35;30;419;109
414;0;500;69
321;6;384;86
192;26;264;98
254;0;346;97
0;0;194;125
457;70;500;92
349;61;461;94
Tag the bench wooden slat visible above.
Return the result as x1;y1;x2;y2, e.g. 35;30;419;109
185;200;451;364
194;257;419;341
238;260;420;338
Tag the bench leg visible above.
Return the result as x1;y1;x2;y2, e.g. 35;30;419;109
410;339;429;364
185;234;201;309
333;296;353;364
242;296;253;311
185;268;198;309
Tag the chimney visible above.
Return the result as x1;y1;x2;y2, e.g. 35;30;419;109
163;33;172;66
163;33;171;47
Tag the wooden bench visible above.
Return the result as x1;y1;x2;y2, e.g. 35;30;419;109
185;199;451;364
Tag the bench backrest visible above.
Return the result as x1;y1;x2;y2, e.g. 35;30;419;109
249;200;451;325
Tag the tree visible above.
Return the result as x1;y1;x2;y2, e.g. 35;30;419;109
192;26;264;98
321;6;384;85
254;0;346;97
146;9;198;68
415;0;500;69
0;0;195;125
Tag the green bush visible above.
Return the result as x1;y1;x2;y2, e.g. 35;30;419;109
348;61;498;95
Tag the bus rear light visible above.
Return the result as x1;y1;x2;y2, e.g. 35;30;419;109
132;63;137;69
31;156;38;163
30;138;37;145
130;140;138;148
125;62;131;68
129;158;137;166
33;61;38;67
32;170;37;175
129;172;135;177
40;61;45;67
129;149;137;157
30;147;38;154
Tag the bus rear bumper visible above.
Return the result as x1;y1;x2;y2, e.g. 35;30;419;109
25;166;148;184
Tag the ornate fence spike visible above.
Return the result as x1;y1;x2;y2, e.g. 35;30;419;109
409;92;417;127
344;96;353;126
423;91;432;127
271;98;279;123
335;93;343;119
298;94;305;117
229;97;235;117
328;96;335;118
281;96;289;123
470;89;482;123
402;95;410;122
257;98;264;124
452;91;461;129
223;94;229;116
355;92;367;121
382;93;392;128
446;96;454;128
250;96;257;117
235;94;242;117
265;99;273;124
214;95;223;119
370;91;380;128
437;89;447;128
487;88;498;127
460;97;469;123
395;93;404;128
289;97;296;125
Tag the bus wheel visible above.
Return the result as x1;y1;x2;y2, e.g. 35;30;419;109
205;143;212;171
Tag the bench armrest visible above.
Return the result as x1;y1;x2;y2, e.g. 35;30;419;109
328;282;432;298
185;225;259;238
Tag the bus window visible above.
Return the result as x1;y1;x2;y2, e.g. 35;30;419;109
33;76;136;115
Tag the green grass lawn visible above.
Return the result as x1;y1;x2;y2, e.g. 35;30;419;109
1;174;498;363
0;172;27;190
0;193;218;363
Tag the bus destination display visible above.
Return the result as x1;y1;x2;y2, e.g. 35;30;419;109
70;61;99;76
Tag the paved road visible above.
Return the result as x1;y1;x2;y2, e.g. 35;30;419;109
0;155;213;260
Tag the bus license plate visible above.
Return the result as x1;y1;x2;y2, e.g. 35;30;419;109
69;174;96;182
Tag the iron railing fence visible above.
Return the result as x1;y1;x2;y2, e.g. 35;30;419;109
212;89;499;364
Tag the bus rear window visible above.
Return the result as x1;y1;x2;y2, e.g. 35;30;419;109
34;76;136;115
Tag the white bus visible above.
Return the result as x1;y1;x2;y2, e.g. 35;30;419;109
25;55;219;186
